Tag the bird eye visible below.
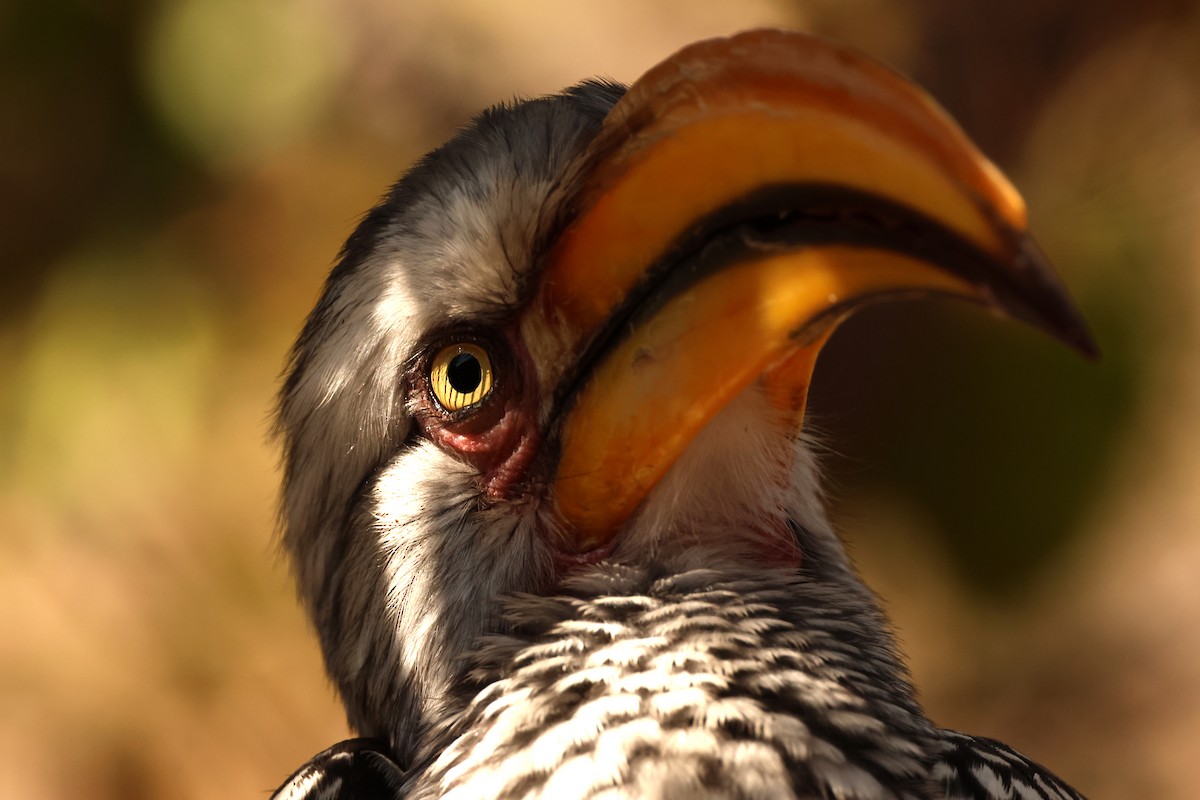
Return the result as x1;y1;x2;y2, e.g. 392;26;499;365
429;343;494;412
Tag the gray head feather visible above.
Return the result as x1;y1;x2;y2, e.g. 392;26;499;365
278;82;629;758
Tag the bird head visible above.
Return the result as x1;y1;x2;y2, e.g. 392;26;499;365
277;30;1095;761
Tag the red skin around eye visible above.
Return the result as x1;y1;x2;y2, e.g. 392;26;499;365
429;402;540;501
419;329;541;502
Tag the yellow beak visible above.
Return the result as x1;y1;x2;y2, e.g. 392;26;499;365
521;30;1096;552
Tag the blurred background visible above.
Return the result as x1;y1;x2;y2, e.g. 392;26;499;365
2;0;1197;797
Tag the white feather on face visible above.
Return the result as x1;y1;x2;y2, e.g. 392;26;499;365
276;81;858;762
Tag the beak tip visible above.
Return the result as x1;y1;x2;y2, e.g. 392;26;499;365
1068;323;1102;362
1021;291;1101;361
1013;285;1101;362
1010;235;1101;361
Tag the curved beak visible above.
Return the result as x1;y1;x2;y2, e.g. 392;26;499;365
521;30;1097;552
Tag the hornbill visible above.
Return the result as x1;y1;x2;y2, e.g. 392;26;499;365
271;30;1095;800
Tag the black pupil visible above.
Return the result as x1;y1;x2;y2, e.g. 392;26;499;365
447;352;482;394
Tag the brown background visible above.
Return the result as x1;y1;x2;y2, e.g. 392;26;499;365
2;1;1198;797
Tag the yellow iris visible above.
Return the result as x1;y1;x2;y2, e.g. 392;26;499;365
429;343;493;411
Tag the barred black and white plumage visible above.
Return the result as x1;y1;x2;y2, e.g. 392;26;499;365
932;732;1085;800
269;31;1092;800
409;563;934;799
275;560;1085;799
